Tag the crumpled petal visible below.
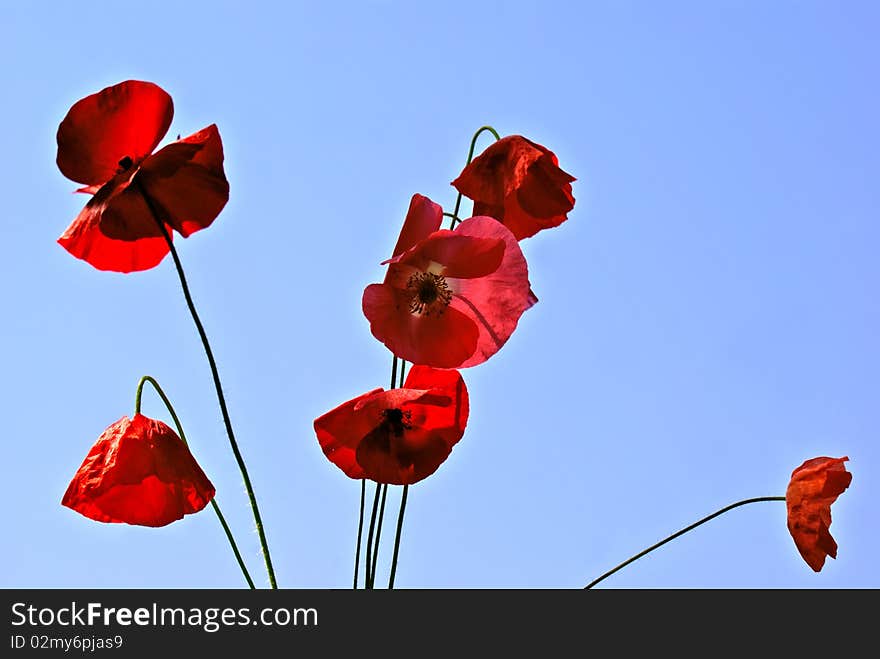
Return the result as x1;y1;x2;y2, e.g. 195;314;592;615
138;124;230;237
61;414;215;527
57;80;173;187
785;456;852;572
452;135;575;240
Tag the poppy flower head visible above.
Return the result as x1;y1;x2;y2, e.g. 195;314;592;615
451;134;575;240
61;414;215;527
785;456;852;572
313;365;469;485
362;194;535;369
56;80;229;273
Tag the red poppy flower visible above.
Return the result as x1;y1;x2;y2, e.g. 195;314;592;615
56;80;229;273
362;194;535;369
785;456;851;572
451;135;575;240
313;365;469;485
62;414;215;527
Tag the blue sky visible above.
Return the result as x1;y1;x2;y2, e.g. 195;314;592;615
1;0;877;588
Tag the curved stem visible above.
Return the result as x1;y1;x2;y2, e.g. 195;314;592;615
353;479;365;589
388;484;409;589
134;375;256;589
449;125;501;230
133;179;277;589
584;496;786;589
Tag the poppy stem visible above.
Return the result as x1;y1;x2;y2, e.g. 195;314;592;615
366;354;405;587
388;484;409;589
134;180;278;589
353;479;366;589
449;125;501;230
364;482;383;589
369;484;389;586
583;496;786;589
133;375;256;589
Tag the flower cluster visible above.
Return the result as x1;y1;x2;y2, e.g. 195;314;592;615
316;133;575;486
54;80;854;589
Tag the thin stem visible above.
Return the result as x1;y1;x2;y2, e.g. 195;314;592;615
584;496;786;589
449;125;501;230
133;179;277;589
364;483;382;589
353;479;365;589
388;484;409;589
134;375;256;589
370;484;389;586
366;354;405;586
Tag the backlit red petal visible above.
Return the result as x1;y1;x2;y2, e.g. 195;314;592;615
785;456;851;572
314;388;386;480
362;282;480;368
57;176;171;273
396;230;505;279
447;216;534;368
57;80;173;186
138;124;230;237
390;194;444;258
453;135;575;240
61;415;215;527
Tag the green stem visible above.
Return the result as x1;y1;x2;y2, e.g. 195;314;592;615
353;479;365;589
449;125;501;230
369;484;388;586
388;484;409;589
584;496;786;589
134;375;256;589
133;179;277;588
364;483;382;589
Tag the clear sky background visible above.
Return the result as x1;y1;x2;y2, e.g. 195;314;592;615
1;1;877;589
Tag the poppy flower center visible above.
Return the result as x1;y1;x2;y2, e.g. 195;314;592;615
382;408;412;436
406;272;452;316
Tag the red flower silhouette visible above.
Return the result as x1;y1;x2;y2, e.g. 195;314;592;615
314;365;469;485
362;194;535;368
56;80;229;273
785;456;851;572
62;414;215;527
451;135;575;240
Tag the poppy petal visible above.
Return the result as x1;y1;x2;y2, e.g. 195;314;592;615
57;80;173;186
403;365;469;441
447;216;534;368
61;415;215;527
314;389;385;480
452;134;575;240
57;175;171;273
356;425;452;485
395;231;506;280
362;282;480;368
785;456;852;572
314;367;468;485
390;193;443;258
138;124;230;237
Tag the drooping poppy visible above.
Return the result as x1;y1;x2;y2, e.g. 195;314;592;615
313;365;469;485
362;193;535;369
451;134;575;240
785;456;851;572
56;80;229;273
62;414;215;527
